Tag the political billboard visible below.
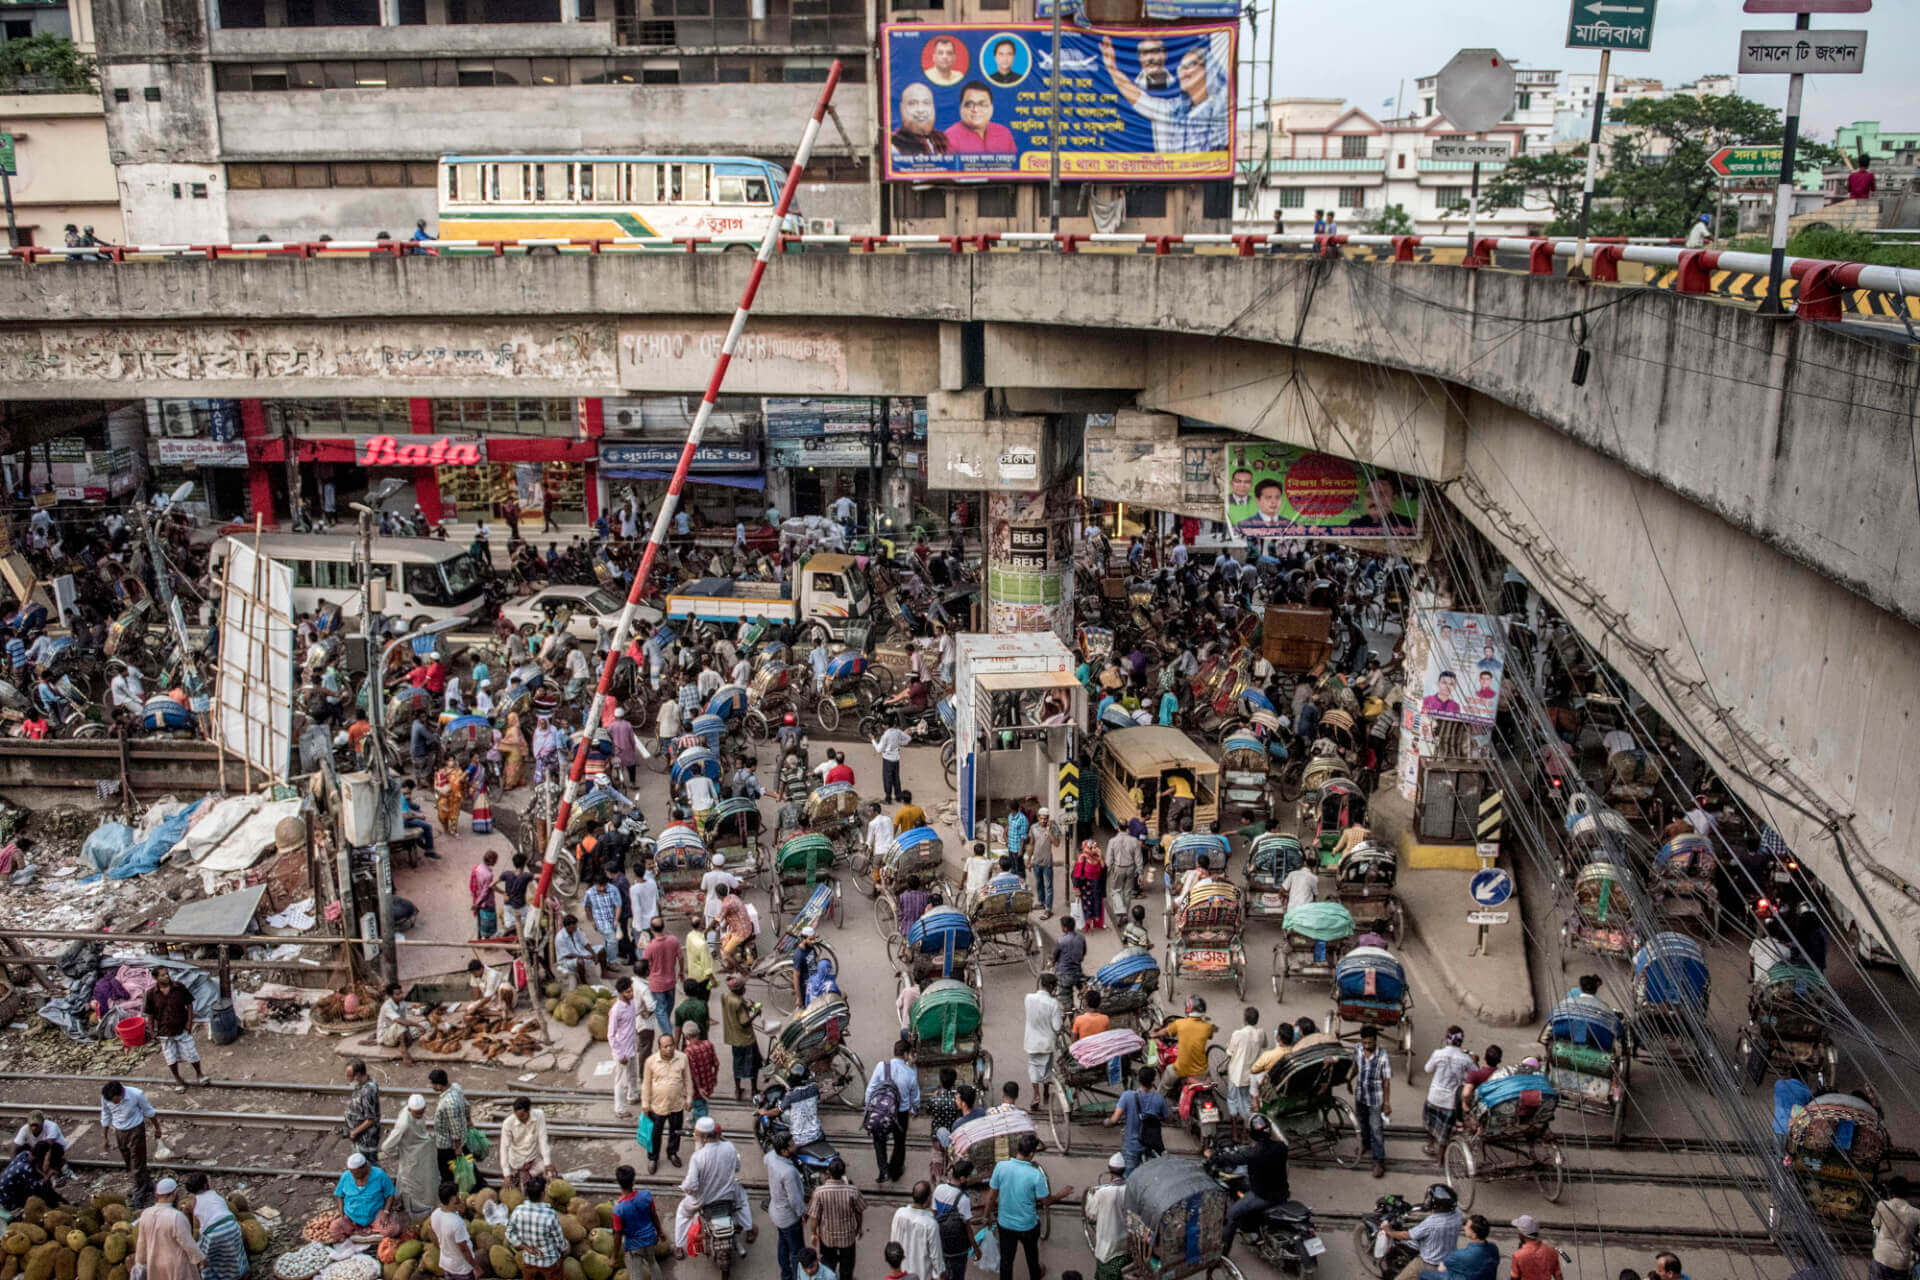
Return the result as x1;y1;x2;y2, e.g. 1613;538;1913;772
1222;442;1422;540
882;23;1235;182
1418;610;1505;728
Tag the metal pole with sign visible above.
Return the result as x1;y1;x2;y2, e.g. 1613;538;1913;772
1433;139;1510;261
1565;1;1656;274
1432;52;1515;268
0;131;18;251
1737;4;1870;314
1047;0;1063;234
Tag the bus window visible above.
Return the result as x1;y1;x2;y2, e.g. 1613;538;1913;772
656;165;681;203
403;563;444;604
290;560;318;589
743;176;770;203
493;163;523;202
593;163;621;202
630;163;654;203
716;175;747;204
683;164;708;203
528;163;543;201
576;164;592;201
445;164;456;201
540;162;570;201
439;552;484;604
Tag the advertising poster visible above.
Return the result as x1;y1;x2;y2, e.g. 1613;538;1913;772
882;23;1235;182
1222;442;1421;540
1419;610;1504;727
765;397;874;468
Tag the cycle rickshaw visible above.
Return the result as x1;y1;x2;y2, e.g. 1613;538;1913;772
652;824;712;923
866;824;949;933
1627;932;1712;1070
968;875;1043;975
1082;947;1163;1034
1770;1093;1891;1232
764;988;864;1107
1100;1156;1248;1280
804;781;864;856
1651;832;1720;940
1558;857;1639;975
768;833;844;931
1333;839;1404;941
1253;1036;1361;1165
1245;833;1307;925
1736;962;1838;1093
1301;778;1366;865
1442;1071;1565;1210
808;649;878;733
1045;1027;1147;1154
1540;994;1630;1145
904;978;992;1098
893;904;982;997
1272;902;1356;999
1221;733;1275;822
1165;878;1248;1000
707;796;764;870
1163;832;1233;936
750;882;841;1015
1327;945;1415;1078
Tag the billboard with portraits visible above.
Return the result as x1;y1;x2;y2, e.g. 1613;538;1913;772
882;23;1235;182
1222;441;1422;541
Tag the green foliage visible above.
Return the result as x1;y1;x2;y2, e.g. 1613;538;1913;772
1354;203;1415;237
1729;227;1920;270
1478;151;1589;234
0;36;97;92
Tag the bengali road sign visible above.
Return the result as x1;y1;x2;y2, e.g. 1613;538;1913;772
1431;139;1512;163
1738;29;1867;75
1708;146;1783;178
1566;0;1656;51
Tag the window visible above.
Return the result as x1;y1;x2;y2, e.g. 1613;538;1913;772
1396;153;1405;169
531;59;568;85
332;163;369;187
1124;185;1167;218
975;186;1015;218
1201;180;1232;220
1340;134;1369;159
386;60;423;88
1336;185;1365;209
895;186;945;220
1517;92;1530;110
1436;186;1468;211
191;183;209;199
143;86;162;101
403;564;447;606
1277;187;1306;209
113;88;129;102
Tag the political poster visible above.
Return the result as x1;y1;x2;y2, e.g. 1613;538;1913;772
1419;610;1504;728
882;23;1235;182
1222;442;1422;540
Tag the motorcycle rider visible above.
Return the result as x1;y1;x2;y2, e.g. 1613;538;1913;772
1206;1113;1291;1255
672;1115;755;1258
1382;1184;1463;1280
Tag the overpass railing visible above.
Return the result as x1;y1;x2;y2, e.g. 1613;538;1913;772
9;232;1916;325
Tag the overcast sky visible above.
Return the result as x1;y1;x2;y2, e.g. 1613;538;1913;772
1251;0;1910;141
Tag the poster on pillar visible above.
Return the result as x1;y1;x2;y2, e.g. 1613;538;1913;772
882;23;1236;182
1418;610;1504;727
1222;442;1422;540
986;488;1075;642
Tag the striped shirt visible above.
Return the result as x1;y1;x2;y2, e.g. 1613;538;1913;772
806;1181;867;1248
506;1202;566;1266
433;1084;470;1149
1353;1045;1391;1108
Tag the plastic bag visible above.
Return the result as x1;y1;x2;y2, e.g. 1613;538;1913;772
971;1226;998;1273
452;1154;478;1195
635;1114;655;1151
464;1126;491;1161
83;822;136;873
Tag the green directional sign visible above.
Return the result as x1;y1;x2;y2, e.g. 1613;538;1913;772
1567;0;1657;51
0;134;14;177
1709;145;1783;178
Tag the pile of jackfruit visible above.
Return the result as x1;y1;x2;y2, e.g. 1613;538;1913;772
0;1192;272;1280
433;1181;631;1280
542;986;614;1042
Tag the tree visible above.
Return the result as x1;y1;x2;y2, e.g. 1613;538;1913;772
1478;150;1588;234
1354;203;1415;236
1600;94;1841;237
0;35;97;92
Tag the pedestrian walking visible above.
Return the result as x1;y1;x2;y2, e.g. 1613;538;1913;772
1871;1177;1920;1280
133;1179;204;1280
381;1094;439;1214
142;969;203;1091
765;1131;807;1280
865;1038;920;1185
1029;809;1056;912
639;1032;690;1173
890;1181;944;1280
719;975;763;1099
873;721;911;804
1022;974;1063;1111
985;1134;1072;1280
1353;1024;1392;1177
1422;1027;1474;1156
98;1080;163;1208
805;1157;865;1279
343;1060;381;1160
499;1097;556;1189
430;1069;487;1191
610;978;644;1120
611;1165;667;1280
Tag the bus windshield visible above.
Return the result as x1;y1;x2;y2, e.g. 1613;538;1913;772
439;552;485;604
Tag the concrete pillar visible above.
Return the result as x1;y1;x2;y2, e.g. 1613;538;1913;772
408;399;443;525
239;399;275;523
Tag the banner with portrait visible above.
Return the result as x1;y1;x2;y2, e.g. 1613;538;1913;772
1221;442;1422;541
1418;610;1504;728
882;23;1236;182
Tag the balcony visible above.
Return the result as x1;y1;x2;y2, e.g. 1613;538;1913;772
1267;156;1387;173
1416;155;1510;173
611;13;865;47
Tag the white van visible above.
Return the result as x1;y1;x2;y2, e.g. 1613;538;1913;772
209;534;488;627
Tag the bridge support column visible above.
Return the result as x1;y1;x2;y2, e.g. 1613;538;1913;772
239;400;275;524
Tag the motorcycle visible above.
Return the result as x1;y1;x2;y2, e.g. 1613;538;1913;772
855;700;950;746
692;1203;736;1277
750;1086;840;1199
1207;1164;1324;1275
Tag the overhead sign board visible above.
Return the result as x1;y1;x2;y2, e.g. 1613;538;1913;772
1431;139;1512;163
1738;29;1867;74
1566;0;1657;51
1433;50;1516;136
1743;0;1867;11
0;133;14;177
1708;145;1783;177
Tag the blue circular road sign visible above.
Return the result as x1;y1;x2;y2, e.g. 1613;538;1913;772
1469;868;1514;908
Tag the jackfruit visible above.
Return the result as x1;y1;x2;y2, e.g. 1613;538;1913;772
578;1255;610;1280
467;1190;496;1214
557;1218;585;1246
554;1003;581;1027
98;1239;125;1267
76;1247;102;1280
487;1246;519;1280
99;1210;127;1230
546;1180;575;1209
13;1228;45;1248
561;1261;583;1280
2;1255;19;1280
89;1197;125;1213
586;1231;613;1259
592;1205;612;1230
226;1195;249;1216
500;1188;523;1211
565;990;596;1015
587;1013;608;1041
590;1000;612;1018
20;1204;45;1228
108;1267;127;1280
64;1233;87;1254
3;1231;32;1258
23;1242;61;1280
394;1243;422;1264
380;1263;395;1280
40;1216;71;1239
394;1260;417;1280
239;1221;269;1255
52;1246;76;1280
419;1245;440;1276
543;982;562;999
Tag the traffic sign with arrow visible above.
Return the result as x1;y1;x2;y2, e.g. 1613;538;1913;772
1567;0;1657;51
1708;145;1784;178
1057;761;1080;810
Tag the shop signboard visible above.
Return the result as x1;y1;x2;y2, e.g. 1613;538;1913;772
357;435;482;467
156;438;250;467
1222;442;1421;540
1007;526;1050;570
882;23;1236;182
599;443;760;471
765;396;875;468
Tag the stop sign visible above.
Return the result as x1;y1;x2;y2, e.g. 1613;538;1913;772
1434;49;1516;135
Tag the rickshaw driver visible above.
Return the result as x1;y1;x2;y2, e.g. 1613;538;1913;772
1203;1113;1291;1256
790;928;823;1008
1329;820;1373;861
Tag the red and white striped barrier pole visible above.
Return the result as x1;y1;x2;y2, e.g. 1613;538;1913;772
532;60;844;908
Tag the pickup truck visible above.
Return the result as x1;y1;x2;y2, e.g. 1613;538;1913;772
662;553;873;643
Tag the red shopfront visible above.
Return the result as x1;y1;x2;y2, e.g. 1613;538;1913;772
241;399;600;526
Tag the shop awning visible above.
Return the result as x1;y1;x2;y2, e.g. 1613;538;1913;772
602;468;766;491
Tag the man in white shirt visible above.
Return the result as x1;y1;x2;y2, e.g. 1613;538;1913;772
1169;541;1189;570
1421;1029;1476;1156
1022;973;1064;1109
889;1182;944;1280
872;724;912;805
700;856;742;926
109;665;145;715
685;770;718;818
656;698;682;752
1085;1154;1128;1275
1600;726;1637;757
866;804;896;866
13;1112;66;1155
1686;795;1721;840
629;864;660;940
673;1116;754;1251
1282;861;1319;910
830;494;856;527
1224;1009;1270;1143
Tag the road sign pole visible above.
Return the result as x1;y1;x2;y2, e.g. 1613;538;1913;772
1761;12;1810;316
0;128;17;251
1465;160;1481;265
1572;48;1610;277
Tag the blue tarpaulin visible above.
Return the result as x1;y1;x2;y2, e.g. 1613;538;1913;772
107;798;209;880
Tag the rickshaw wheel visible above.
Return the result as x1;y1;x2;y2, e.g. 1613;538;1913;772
827;1045;865;1106
1401;1016;1418;1083
1535;1142;1566;1203
1274;760;1306;804
1388;899;1406;941
550;856;579;899
1819;1044;1838;1092
1021;922;1045;976
868;664;897;697
1734;1031;1759;1092
941;740;957;789
977;1049;993;1093
967;959;987;1012
1206;1043;1227;1078
815;698;840;734
1610;1096;1628;1146
1326;1102;1362;1168
850;850;876;894
873;894;897;940
743;710;769;747
1271;946;1287;1000
645;747;670;775
1232;950;1247;999
832;881;845;929
1045;1084;1071;1154
1442;1141;1476;1210
1204;1258;1245;1280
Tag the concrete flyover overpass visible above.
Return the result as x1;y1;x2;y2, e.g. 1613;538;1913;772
4;239;1920;973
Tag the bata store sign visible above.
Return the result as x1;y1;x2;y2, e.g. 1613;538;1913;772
357;435;483;467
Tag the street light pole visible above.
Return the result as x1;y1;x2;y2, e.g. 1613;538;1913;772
1571;48;1611;278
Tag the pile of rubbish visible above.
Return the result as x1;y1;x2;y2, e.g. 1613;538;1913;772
34;945;221;1044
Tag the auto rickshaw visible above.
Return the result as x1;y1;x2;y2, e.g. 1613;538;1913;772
1094;726;1221;842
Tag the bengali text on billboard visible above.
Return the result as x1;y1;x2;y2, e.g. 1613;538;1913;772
1222;442;1422;540
882;23;1235;182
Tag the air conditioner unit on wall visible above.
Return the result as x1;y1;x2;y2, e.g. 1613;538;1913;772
806;217;836;235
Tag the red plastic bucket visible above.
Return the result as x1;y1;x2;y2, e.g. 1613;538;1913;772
116;1016;148;1048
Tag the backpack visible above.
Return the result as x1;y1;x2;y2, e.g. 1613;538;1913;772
1136;1094;1166;1156
935;1199;972;1255
864;1061;903;1135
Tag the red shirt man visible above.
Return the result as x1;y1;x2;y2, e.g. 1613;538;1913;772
641;929;681;999
825;760;855;786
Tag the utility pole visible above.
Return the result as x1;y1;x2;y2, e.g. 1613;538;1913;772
0;127;17;251
137;493;207;717
1571;49;1611;278
356;507;398;984
1047;0;1064;234
1760;12;1811;316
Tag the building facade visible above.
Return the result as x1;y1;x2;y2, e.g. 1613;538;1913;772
1;0;120;245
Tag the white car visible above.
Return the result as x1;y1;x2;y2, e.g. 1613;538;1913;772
498;586;656;641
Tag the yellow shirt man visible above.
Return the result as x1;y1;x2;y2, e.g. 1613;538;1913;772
1160;1015;1215;1079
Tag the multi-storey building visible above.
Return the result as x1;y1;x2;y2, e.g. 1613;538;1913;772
0;0;121;244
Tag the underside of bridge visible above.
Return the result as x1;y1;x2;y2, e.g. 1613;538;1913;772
3;252;1917;969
